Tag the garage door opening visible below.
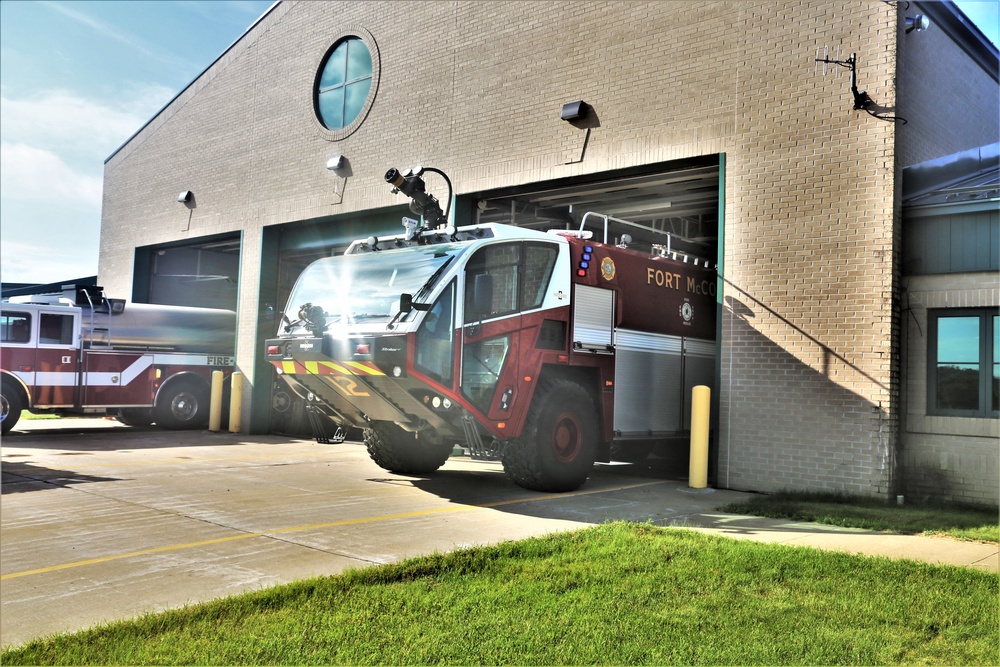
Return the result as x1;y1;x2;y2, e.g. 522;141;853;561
466;155;720;269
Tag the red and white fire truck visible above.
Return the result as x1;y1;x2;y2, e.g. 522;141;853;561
266;166;717;492
1;285;235;434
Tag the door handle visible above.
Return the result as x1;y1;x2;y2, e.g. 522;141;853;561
500;387;514;411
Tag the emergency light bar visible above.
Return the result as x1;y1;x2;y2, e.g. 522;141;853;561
577;244;594;277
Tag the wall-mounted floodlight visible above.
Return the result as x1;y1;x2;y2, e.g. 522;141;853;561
177;191;192;203
561;100;587;121
905;15;929;33
327;154;344;170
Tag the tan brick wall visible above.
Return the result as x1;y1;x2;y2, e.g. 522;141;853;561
101;1;923;496
715;2;900;496
901;272;999;505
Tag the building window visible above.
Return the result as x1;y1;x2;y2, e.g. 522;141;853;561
315;37;373;131
928;308;999;417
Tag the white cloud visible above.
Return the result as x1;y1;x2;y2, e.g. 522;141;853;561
0;238;97;284
0;142;102;205
0;86;174;163
0;86;172;267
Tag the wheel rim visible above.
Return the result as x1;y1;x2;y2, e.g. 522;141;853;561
550;411;583;463
170;392;199;422
0;395;9;422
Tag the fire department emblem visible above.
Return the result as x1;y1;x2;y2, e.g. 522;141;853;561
680;301;694;322
600;257;616;281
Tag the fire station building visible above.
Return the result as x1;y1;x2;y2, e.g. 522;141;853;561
98;1;999;505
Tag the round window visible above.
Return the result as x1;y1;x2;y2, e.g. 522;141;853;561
315;35;375;133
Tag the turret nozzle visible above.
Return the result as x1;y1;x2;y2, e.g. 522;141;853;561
384;168;403;188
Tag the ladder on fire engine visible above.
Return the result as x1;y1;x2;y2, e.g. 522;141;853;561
79;288;112;348
462;413;503;460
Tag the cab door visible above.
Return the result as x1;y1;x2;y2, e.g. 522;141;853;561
33;310;81;407
459;241;560;424
460;242;523;422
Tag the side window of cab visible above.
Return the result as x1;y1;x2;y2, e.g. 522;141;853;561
1;312;32;344
38;313;76;346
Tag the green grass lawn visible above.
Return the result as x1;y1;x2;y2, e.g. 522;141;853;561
719;491;1000;543
2;523;996;665
18;411;61;420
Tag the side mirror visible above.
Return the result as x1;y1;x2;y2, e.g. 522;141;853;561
471;274;493;317
399;293;430;313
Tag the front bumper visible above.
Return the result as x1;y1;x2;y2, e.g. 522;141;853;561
265;335;462;437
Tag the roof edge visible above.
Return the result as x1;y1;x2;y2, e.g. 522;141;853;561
903;142;1000;201
104;1;283;165
915;1;999;83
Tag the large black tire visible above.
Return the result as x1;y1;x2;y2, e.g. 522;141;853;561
363;421;453;475
502;379;599;492
154;379;210;430
1;386;23;435
112;408;154;427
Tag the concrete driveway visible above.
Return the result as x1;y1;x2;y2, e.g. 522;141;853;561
1;419;750;648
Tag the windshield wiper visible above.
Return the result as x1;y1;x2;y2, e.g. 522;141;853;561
385;256;455;331
413;256;454;302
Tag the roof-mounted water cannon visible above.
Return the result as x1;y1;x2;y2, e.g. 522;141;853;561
385;165;453;239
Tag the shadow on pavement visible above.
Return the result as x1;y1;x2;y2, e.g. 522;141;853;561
3;423;288;452
1;460;120;493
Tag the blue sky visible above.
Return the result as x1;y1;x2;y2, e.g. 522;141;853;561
0;0;274;284
0;0;997;286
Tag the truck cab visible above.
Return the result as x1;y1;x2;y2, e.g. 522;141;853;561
1;302;83;431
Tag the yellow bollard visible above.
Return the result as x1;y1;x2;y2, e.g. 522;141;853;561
209;370;224;432
689;385;711;489
228;372;243;433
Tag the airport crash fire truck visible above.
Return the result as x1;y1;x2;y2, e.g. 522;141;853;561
267;166;717;492
1;285;235;434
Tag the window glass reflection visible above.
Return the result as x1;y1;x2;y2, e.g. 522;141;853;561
936;316;979;411
317;37;373;130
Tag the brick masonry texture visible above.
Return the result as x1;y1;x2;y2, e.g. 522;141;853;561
100;1;997;500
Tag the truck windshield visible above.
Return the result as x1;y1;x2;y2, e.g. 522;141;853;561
284;243;469;333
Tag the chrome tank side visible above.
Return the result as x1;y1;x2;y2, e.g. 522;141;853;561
82;303;236;354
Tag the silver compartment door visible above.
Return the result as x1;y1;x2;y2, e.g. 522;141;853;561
613;329;683;435
572;284;614;354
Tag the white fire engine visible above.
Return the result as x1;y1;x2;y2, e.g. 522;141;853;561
267;166;718;492
1;285;235;434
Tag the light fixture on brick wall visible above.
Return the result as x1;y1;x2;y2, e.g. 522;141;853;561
560;101;588;121
561;101;600;164
327;155;349;204
177;190;192;203
905;14;929;34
